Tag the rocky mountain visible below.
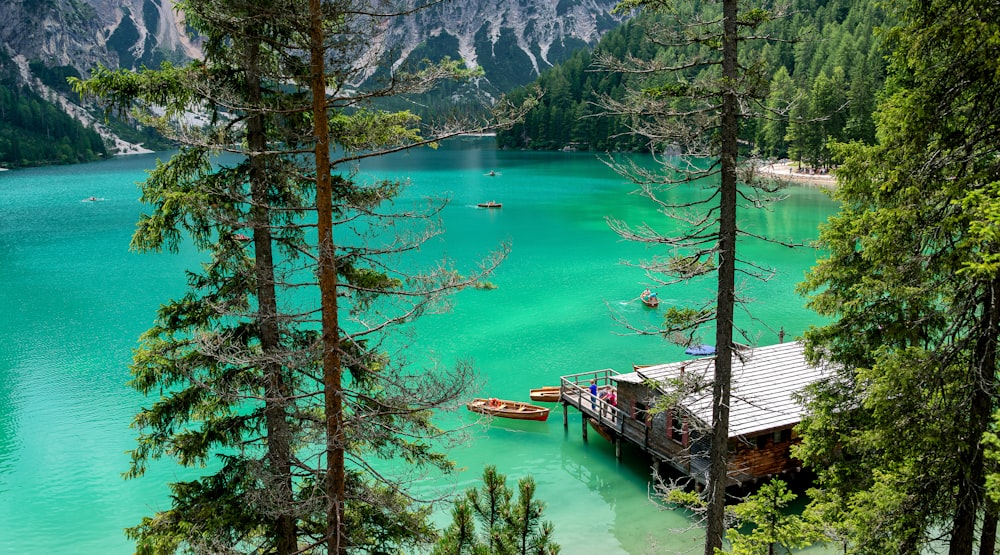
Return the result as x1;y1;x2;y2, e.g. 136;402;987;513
0;0;197;75
369;0;625;93
0;0;624;159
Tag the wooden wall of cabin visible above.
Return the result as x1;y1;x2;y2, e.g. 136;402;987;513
728;428;800;481
614;381;699;464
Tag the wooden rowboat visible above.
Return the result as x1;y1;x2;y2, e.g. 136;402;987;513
529;386;561;403
530;384;617;403
467;398;550;421
477;201;502;208
588;417;615;443
641;295;659;308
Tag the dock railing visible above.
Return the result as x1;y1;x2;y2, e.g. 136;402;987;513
559;369;623;432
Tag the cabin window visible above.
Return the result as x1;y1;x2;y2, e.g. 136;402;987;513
774;428;792;443
756;434;769;449
634;401;650;422
669;409;684;443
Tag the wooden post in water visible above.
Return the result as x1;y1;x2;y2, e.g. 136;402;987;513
615;436;621;459
563;403;568;428
582;415;588;441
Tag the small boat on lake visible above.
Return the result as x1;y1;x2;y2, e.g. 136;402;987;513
639;289;659;307
467;398;550;421
477;201;502;208
529;386;561;403
532;384;614;403
588;417;615;443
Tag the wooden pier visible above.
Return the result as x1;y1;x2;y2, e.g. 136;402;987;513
559;369;709;482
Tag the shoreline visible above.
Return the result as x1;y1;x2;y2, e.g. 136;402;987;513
756;161;836;188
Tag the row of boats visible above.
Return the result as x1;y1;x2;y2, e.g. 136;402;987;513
465;386;565;422
466;384;616;422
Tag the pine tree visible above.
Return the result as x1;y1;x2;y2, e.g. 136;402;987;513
74;0;535;552
433;466;559;555
796;0;1000;552
592;0;793;551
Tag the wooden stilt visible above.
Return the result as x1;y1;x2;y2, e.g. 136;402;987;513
582;415;588;441
563;404;568;428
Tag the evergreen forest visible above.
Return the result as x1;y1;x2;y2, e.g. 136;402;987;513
0;56;108;168
497;0;889;168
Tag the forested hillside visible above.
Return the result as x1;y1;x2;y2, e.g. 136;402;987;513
0;56;107;168
497;0;890;167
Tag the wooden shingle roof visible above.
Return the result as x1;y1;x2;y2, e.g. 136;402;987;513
614;341;829;438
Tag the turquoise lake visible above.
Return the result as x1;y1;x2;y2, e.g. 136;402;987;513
0;137;839;554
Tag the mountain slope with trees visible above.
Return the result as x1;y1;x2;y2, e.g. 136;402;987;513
0;54;107;167
498;0;891;166
0;0;621;167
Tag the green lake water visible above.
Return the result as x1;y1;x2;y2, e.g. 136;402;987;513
0;137;839;554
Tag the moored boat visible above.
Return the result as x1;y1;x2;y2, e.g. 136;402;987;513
587;417;614;443
467;398;550;421
529;386;561;403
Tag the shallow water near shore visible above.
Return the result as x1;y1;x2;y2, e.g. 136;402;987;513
0;138;838;554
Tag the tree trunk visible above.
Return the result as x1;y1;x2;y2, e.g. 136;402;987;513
246;34;296;555
981;500;998;555
704;1;739;553
309;0;346;553
951;279;1000;555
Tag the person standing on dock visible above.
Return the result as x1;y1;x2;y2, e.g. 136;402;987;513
589;379;598;408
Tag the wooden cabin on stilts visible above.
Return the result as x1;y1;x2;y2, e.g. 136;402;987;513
558;341;832;488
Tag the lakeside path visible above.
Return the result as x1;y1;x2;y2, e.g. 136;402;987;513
756;161;837;188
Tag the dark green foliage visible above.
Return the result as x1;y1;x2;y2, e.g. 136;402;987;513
498;0;891;160
28;61;81;95
433;466;559;555
0;64;108;167
795;0;1000;551
107;9;140;69
722;479;825;554
476;27;536;93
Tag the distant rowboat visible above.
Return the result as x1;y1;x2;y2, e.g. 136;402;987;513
467;398;549;421
477;201;502;208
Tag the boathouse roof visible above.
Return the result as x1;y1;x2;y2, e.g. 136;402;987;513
614;341;829;438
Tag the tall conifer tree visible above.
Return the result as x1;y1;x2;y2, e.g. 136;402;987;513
75;0;533;552
594;0;784;551
796;0;1000;552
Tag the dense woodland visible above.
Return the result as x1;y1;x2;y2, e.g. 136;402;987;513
0;57;108;167
497;0;889;167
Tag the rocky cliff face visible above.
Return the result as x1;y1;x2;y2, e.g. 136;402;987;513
3;0;621;88
370;0;624;91
0;0;623;152
0;0;197;74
